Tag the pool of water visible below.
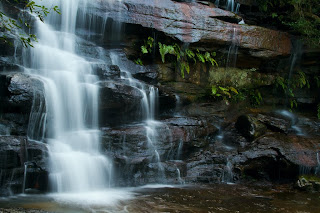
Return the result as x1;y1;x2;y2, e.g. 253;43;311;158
0;183;319;213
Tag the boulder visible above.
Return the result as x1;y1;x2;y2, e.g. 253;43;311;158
238;133;320;180
0;73;44;113
86;0;291;57
94;64;121;80
99;80;144;125
235;114;267;141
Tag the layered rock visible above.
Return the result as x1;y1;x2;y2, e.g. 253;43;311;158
101;116;218;185
0;136;48;195
86;0;291;57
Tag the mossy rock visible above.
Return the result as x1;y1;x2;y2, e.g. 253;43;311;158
297;175;320;192
209;67;275;89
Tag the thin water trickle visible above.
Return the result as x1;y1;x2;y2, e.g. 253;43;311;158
110;52;168;183
226;27;239;68
176;168;185;185
226;0;235;12
235;3;240;14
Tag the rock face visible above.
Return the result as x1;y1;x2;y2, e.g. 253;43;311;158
86;0;291;57
101;116;218;186
0;73;44;113
0;136;48;196
99;80;144;125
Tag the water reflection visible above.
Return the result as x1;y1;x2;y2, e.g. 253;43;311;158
0;184;319;213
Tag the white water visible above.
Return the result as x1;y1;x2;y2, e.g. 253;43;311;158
24;0;113;195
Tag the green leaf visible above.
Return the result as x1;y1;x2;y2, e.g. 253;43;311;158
229;87;238;94
141;46;148;54
211;86;217;95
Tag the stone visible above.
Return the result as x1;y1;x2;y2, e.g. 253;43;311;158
235;114;267;141
238;133;320;180
95;64;121;80
0;136;49;195
0;73;44;113
99;80;144;125
255;113;291;133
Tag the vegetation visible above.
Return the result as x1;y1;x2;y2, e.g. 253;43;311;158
257;0;320;46
275;71;310;109
0;0;60;47
137;37;218;78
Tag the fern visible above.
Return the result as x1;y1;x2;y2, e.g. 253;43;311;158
158;42;175;63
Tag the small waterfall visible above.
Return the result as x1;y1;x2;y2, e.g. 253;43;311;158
24;0;112;194
110;52;166;183
226;0;235;12
177;139;183;160
278;110;305;136
176;168;185;185
222;158;234;184
22;163;28;193
226;27;239;68
235;3;241;14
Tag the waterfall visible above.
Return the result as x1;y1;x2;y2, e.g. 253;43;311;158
110;52;167;183
24;0;112;193
226;0;235;12
226;27;239;68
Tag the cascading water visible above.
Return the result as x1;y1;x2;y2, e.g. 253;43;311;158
226;0;235;12
226;27;239;68
110;52;167;182
24;0;112;193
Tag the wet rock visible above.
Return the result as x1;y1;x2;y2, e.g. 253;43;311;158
95;64;121;80
235;114;267;141
0;73;44;113
86;0;291;57
256;113;291;133
133;71;158;84
99;81;144;125
0;113;29;136
0;136;48;195
0;136;24;169
296;175;320;192
238;133;320;181
223;122;248;147
23;162;49;193
101;116;217;185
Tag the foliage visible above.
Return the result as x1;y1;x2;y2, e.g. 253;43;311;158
318;103;320;119
275;70;310;109
256;0;320;46
315;76;320;88
137;37;218;78
0;0;60;47
211;85;238;100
